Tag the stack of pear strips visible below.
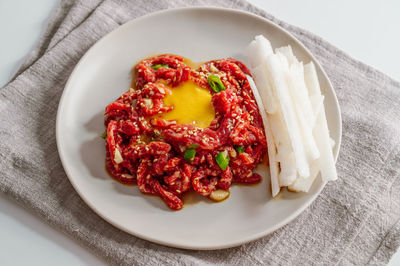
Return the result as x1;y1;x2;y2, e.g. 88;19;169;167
245;35;337;197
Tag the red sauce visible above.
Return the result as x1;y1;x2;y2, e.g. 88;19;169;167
104;54;267;210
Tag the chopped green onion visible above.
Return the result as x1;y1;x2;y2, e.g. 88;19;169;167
184;149;196;162
235;145;244;154
100;131;107;139
207;74;226;93
216;150;230;170
188;143;199;149
152;64;169;70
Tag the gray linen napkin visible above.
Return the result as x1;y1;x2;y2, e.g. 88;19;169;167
1;0;400;265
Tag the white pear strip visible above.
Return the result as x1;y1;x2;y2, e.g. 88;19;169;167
275;45;298;66
246;35;273;68
265;117;281;197
269;110;292;158
286;63;320;161
265;54;310;178
310;94;324;128
289;62;315;127
251;62;278;114
304;63;337;181
288;159;320;192
314;108;337;181
294;102;320;161
276;51;289;70
268;110;297;185
279;152;297;186
246;41;258;68
247;75;280;196
304;62;321;96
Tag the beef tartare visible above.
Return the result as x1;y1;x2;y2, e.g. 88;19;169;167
104;54;267;210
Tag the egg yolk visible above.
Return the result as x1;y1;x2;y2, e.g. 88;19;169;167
158;81;215;128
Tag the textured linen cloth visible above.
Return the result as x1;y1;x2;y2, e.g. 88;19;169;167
1;0;400;265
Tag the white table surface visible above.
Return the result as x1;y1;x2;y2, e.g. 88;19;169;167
1;0;399;265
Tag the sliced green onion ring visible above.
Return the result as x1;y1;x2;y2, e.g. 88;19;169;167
207;74;226;93
216;150;230;170
100;131;107;139
184;149;196;162
152;64;169;70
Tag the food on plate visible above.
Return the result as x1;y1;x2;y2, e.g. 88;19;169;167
246;35;338;196
103;54;267;210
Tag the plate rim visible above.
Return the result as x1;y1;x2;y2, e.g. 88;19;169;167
56;6;342;250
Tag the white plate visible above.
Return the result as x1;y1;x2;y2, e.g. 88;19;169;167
56;7;341;250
